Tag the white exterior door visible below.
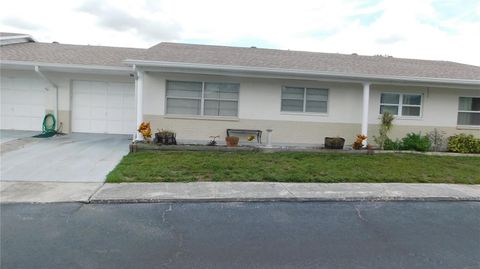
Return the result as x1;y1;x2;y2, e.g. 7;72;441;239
0;75;47;131
72;80;135;134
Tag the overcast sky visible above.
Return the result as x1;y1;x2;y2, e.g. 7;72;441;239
1;0;480;65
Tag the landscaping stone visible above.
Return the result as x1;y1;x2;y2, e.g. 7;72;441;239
131;142;480;156
132;143;259;152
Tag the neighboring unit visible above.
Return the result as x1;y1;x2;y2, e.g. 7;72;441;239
1;33;479;144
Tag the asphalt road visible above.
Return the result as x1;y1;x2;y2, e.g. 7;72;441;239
1;202;479;269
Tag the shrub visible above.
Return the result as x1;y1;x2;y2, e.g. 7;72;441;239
400;133;432;152
447;134;480;153
384;138;402;150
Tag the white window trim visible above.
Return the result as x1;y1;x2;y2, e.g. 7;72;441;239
164;115;240;122
379;92;423;119
280;112;329;117
165;80;240;117
457;96;480;127
281;86;329;114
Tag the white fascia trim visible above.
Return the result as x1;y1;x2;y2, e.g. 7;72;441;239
0;34;35;42
124;59;480;87
1;60;133;74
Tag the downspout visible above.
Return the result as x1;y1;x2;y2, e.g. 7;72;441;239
35;66;58;121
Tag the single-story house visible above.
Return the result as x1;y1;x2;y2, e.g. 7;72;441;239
1;32;479;145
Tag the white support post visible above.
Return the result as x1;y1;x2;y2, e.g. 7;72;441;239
361;82;370;145
265;129;273;148
135;70;144;141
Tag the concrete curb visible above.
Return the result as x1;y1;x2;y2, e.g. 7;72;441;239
89;182;480;204
2;182;478;204
89;197;480;204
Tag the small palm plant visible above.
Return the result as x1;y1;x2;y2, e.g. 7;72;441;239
374;112;395;150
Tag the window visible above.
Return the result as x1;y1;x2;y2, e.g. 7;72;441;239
281;87;328;113
166;81;202;115
457;97;480;126
380;93;422;117
204;83;239;116
166;80;239;117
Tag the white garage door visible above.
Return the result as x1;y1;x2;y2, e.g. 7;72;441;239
72;80;135;134
0;75;47;131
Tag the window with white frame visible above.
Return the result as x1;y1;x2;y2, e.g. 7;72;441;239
380;93;422;117
166;80;239;117
457;97;480;126
281;87;328;113
204;82;239;116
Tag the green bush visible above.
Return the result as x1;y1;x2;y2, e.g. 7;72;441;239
384;138;402;150
383;133;432;152
447;134;480;153
400;133;432;152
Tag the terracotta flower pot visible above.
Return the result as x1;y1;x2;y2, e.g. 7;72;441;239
225;136;239;147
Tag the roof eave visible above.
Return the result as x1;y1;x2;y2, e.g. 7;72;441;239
1;60;134;75
125;59;480;88
0;34;35;42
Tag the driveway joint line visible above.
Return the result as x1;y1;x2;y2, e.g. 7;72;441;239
86;182;106;204
280;183;297;199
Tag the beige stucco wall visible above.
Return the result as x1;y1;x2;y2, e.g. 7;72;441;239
145;115;479;146
145;115;361;145
144;72;479;145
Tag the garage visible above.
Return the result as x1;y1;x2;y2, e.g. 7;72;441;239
72;80;135;134
0;75;47;131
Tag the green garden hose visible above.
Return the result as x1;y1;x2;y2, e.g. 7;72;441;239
42;113;56;133
33;113;57;138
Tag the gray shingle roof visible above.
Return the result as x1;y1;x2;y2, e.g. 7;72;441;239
1;39;479;81
141;42;480;81
1;42;145;68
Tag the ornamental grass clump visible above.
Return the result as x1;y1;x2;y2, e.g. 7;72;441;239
427;128;446;152
374;112;395;150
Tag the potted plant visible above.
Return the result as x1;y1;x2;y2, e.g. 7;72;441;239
352;134;367;150
137;122;152;142
324;137;345;149
154;129;177;145
207;135;220;146
225;136;240;147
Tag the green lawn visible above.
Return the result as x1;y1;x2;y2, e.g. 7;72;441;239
106;151;480;184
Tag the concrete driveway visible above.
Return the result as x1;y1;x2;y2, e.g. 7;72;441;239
0;130;38;144
0;132;131;182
